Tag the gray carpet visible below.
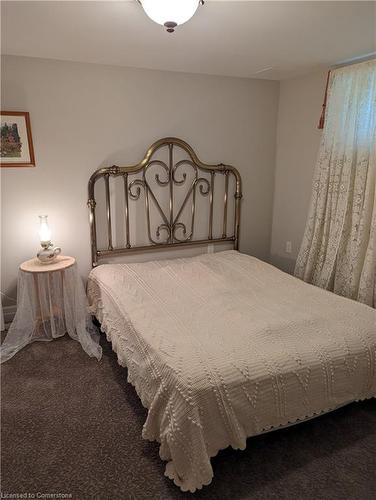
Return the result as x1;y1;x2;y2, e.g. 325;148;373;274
1;334;375;500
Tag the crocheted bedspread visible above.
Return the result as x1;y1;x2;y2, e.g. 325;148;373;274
87;251;376;492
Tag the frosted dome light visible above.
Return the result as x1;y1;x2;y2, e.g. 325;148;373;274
140;0;202;33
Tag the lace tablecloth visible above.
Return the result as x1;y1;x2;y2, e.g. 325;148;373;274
1;256;102;363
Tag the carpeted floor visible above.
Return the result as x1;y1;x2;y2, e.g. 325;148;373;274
1;334;375;500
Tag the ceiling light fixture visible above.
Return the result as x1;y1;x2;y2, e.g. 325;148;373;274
139;0;204;33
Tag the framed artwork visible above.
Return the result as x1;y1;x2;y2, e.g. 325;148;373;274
0;111;35;167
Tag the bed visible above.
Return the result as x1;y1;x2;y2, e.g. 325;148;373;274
87;138;376;492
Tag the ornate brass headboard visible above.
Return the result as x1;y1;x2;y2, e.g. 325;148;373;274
88;137;242;267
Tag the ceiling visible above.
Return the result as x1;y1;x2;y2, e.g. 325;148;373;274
1;1;375;80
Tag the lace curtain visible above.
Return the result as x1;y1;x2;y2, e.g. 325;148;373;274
295;59;376;307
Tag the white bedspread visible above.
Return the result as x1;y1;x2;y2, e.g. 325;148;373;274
87;251;376;492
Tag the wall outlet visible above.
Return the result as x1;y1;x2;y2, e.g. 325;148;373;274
207;244;214;254
285;241;292;254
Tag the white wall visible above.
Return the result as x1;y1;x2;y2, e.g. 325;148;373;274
270;70;327;273
1;55;279;305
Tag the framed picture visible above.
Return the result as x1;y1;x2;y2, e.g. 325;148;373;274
0;111;35;167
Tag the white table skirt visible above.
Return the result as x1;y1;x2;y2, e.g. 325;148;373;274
1;262;102;363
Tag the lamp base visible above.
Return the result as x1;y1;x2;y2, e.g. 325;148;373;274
37;243;62;264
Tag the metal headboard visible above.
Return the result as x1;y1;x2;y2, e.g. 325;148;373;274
88;137;242;267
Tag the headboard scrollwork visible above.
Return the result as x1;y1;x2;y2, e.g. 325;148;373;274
88;137;242;267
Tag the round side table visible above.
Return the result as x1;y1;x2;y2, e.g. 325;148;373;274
0;256;102;363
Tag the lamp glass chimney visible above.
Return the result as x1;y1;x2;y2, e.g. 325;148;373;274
38;215;52;246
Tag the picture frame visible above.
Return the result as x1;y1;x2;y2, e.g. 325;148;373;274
1;111;35;167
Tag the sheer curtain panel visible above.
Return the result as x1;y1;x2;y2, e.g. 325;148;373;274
295;60;376;307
